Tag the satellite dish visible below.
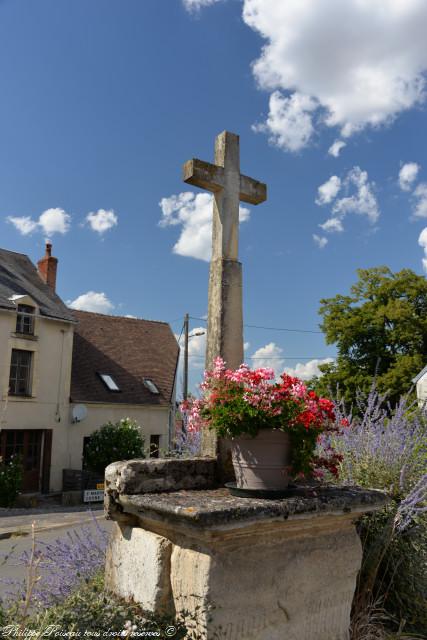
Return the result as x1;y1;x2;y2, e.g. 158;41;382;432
72;404;88;423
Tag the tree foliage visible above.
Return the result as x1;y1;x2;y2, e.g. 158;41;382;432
313;267;427;404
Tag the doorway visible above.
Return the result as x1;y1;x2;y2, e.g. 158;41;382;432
0;429;52;493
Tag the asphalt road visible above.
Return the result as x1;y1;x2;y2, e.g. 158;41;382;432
0;510;112;606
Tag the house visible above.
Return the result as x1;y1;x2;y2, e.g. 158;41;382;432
0;244;179;493
412;365;427;407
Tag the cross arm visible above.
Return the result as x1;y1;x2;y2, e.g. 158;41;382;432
239;174;267;205
183;158;225;193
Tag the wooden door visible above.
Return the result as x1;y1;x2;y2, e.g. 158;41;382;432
0;430;44;492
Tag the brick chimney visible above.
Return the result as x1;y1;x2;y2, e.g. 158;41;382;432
37;243;58;292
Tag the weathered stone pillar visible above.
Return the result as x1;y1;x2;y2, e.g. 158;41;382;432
183;132;266;467
105;458;387;640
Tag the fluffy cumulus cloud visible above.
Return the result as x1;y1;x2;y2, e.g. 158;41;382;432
399;162;420;191
315;167;379;242
319;217;344;233
332;167;379;223
284;358;334;381
86;209;118;234
183;0;221;11
312;234;328;249
159;192;250;261
243;0;427;151
68;291;115;314
7;208;71;238
328;140;346;158
249;342;334;381
250;342;285;379
316;176;341;206
412;183;427;218
418;227;427;272
252;91;317;152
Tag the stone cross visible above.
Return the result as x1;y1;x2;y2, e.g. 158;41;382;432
183;131;266;460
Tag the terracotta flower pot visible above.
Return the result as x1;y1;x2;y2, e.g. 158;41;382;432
231;429;290;490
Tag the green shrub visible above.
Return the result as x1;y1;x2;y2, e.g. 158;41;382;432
83;418;145;474
0;455;23;507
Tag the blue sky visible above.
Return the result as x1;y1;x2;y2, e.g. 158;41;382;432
1;0;427;393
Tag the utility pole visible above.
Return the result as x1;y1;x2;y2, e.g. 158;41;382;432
183;313;189;401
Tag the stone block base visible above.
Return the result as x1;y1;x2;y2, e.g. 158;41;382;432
104;462;387;640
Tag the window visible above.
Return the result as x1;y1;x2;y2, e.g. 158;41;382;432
143;378;159;394
9;349;33;396
16;305;35;335
98;373;120;391
149;435;160;458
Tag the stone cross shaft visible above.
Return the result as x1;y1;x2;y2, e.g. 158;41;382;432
183;131;266;371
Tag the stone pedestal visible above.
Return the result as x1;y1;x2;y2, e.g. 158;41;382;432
105;458;387;640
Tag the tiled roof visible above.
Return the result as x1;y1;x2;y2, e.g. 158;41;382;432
0;248;75;322
70;310;179;406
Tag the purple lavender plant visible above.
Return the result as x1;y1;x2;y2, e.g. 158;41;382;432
331;387;427;499
1;511;109;610
328;386;427;632
174;425;202;457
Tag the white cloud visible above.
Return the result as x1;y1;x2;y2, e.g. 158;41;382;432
6;216;38;235
319;217;344;233
159;192;250;261
250;342;285;378
284;358;334;381
252;91;316;152
418;227;427;272
316;176;341;205
332;167;379;223
399;162;420;191
328;140;346;158
249;343;334;381
412;183;427;218
316;167;379;239
38;208;71;236
86;209;118;234
243;0;427;149
68;291;115;314
7;207;71;238
183;0;221;11
313;234;328;249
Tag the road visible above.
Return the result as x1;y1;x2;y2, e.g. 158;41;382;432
0;508;112;605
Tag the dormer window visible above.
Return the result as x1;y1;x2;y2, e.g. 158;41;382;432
16;305;35;335
143;378;159;394
98;373;120;392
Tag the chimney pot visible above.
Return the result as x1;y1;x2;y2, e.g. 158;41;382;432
37;243;58;292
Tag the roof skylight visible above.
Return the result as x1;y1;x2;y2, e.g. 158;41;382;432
143;378;160;394
99;373;120;391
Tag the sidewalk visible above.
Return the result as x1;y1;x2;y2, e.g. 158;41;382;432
0;505;105;540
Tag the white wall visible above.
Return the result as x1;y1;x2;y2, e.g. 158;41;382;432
416;371;427;406
0;307;74;491
67;403;172;470
0;307;175;492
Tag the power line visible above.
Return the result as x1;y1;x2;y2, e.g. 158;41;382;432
187;355;332;360
189;316;323;334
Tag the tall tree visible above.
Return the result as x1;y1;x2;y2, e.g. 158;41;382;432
313;267;427;404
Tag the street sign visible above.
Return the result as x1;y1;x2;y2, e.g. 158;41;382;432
83;489;104;503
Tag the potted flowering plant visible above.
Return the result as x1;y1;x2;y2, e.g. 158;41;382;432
181;357;343;491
